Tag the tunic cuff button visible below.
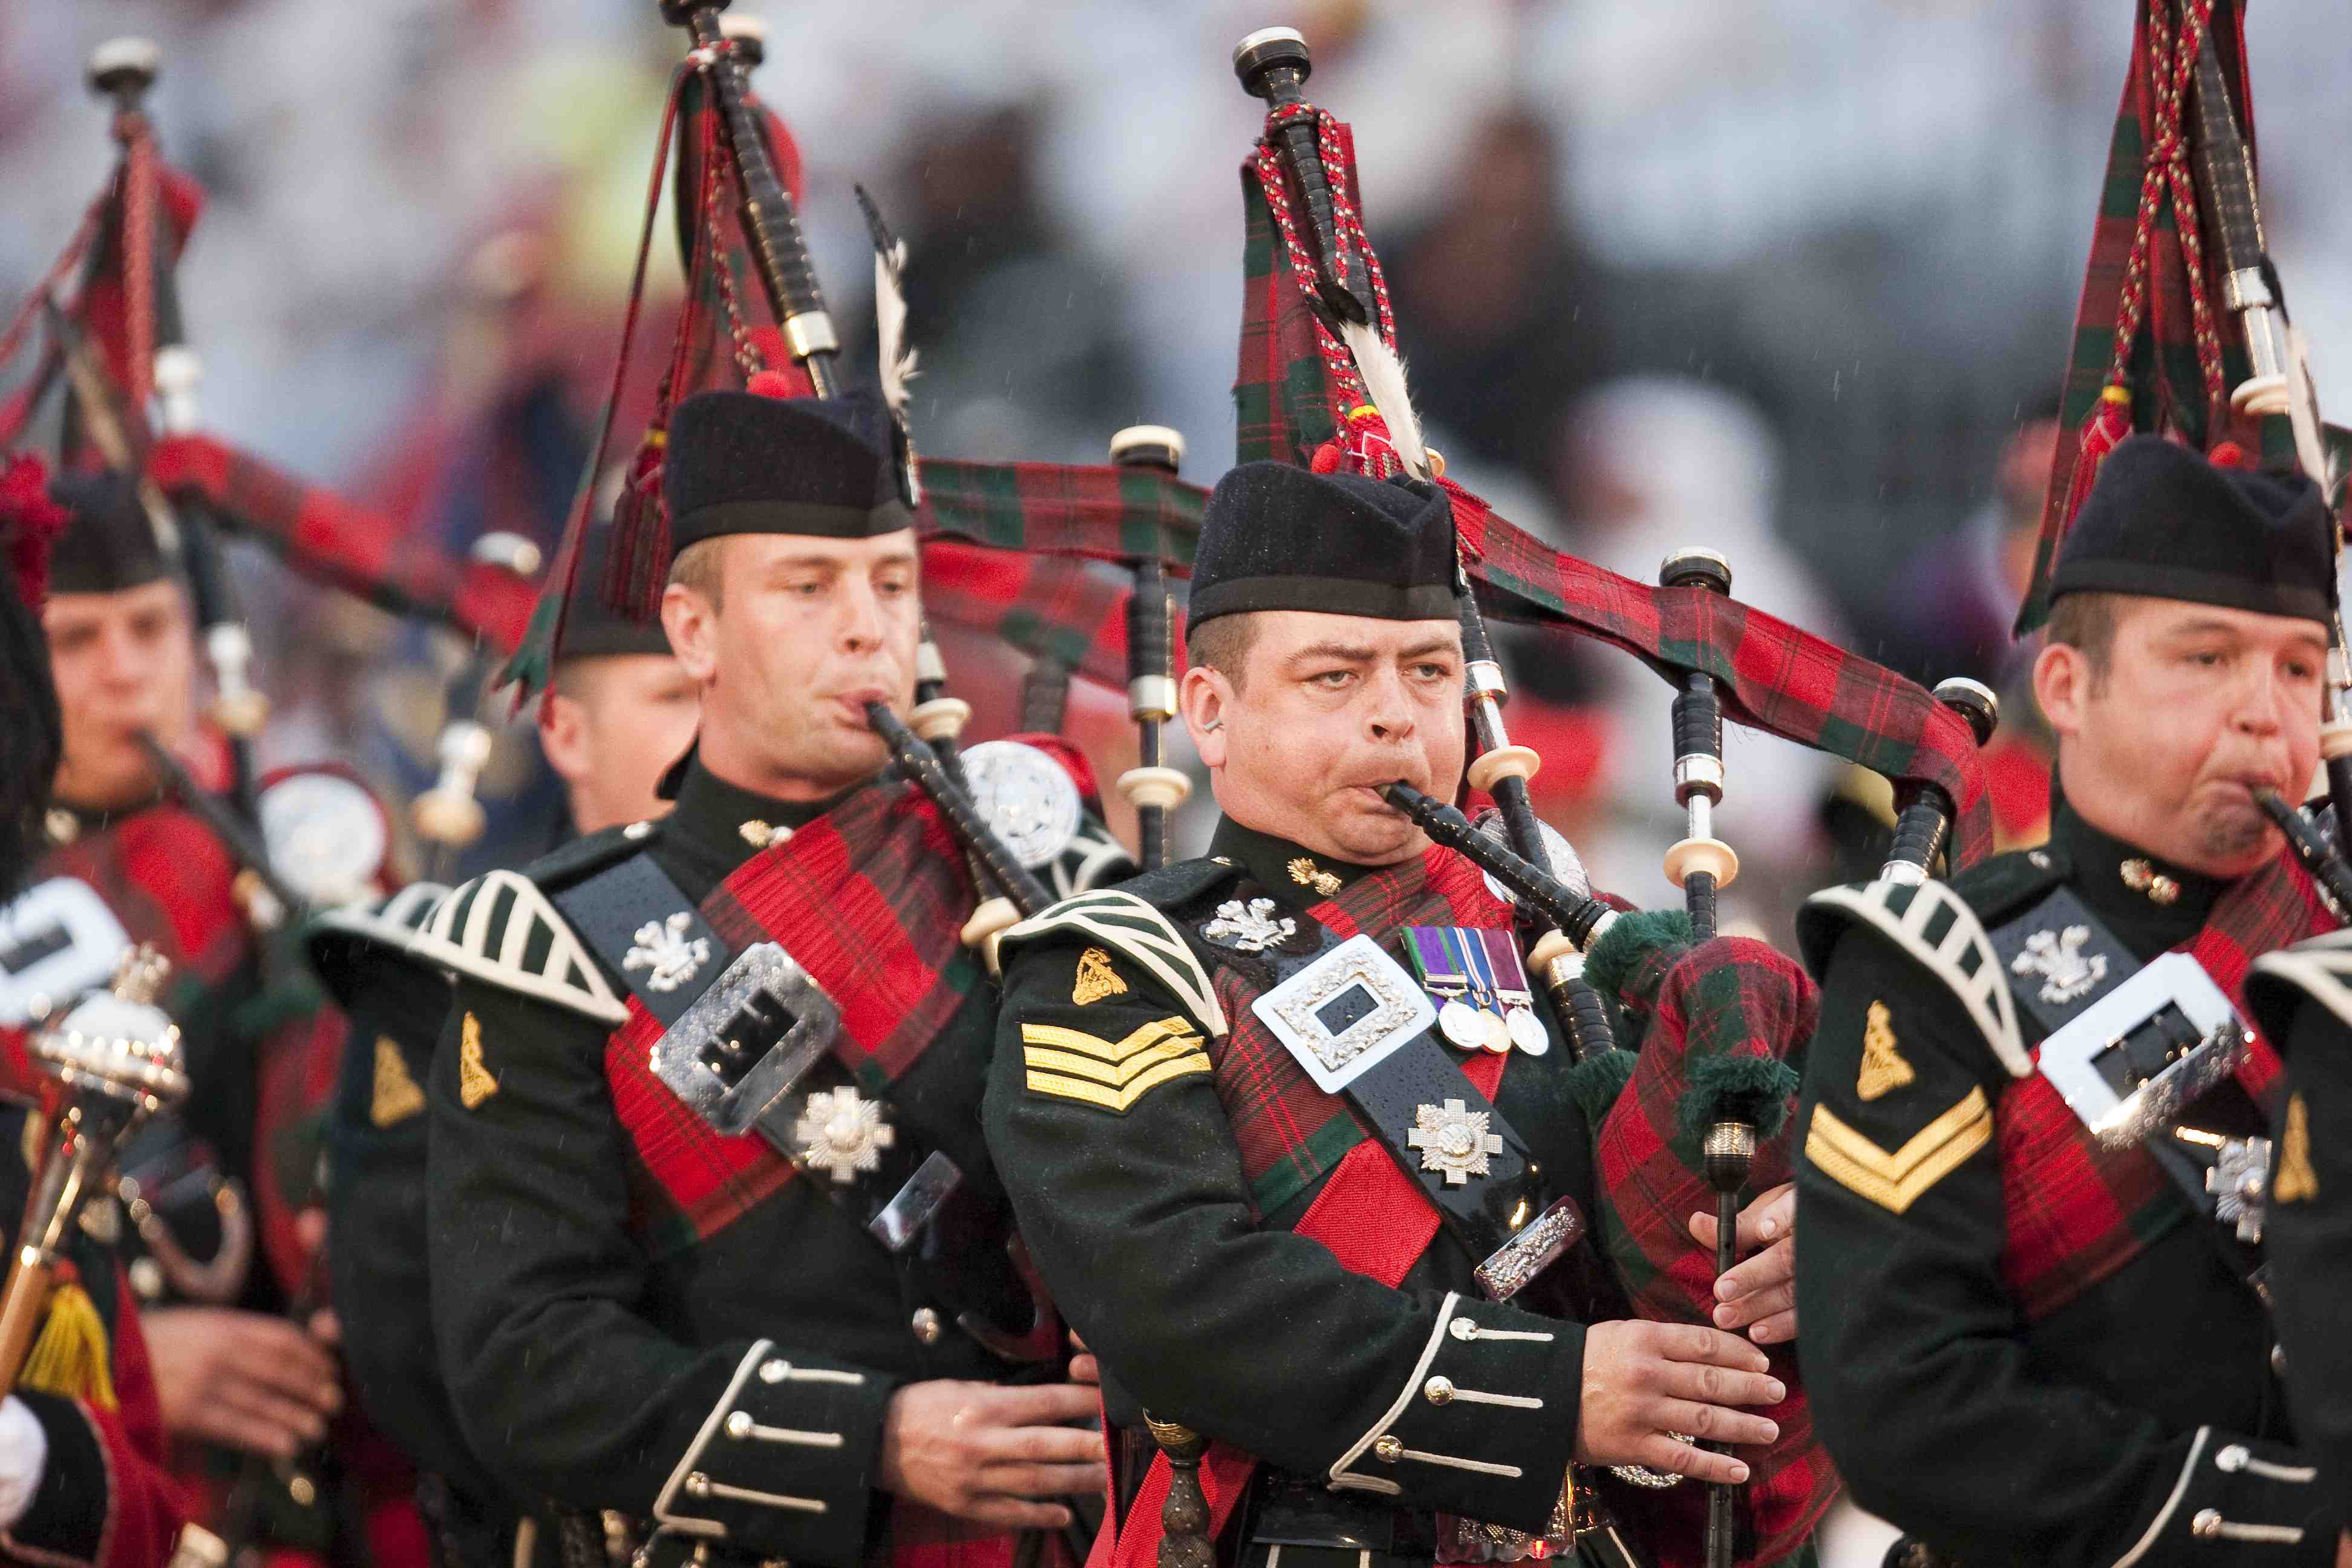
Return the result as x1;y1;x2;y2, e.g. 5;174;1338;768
760;1359;789;1383
1449;1318;1478;1341
2190;1508;2223;1540
1373;1436;1403;1462
2214;1444;2250;1473
726;1411;754;1439
685;1472;713;1498
1424;1376;1455;1405
912;1307;944;1345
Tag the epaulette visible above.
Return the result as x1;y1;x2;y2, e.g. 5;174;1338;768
1045;816;1142;901
2247;929;2352;1048
1000;863;1240;1038
302;881;451;1007
1943;840;2071;929
1797;877;2031;1079
405;824;655;1025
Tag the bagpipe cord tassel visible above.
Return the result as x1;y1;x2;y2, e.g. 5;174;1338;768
19;1272;116;1413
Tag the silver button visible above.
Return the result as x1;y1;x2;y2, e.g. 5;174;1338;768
725;1411;755;1439
759;1359;788;1383
2215;1443;2250;1474
911;1308;944;1346
2272;1344;2288;1376
129;1257;165;1300
1373;1435;1403;1462
624;820;653;840
1423;1376;1455;1406
2191;1509;2223;1540
2028;851;2051;870
1449;1318;1478;1341
685;1472;713;1498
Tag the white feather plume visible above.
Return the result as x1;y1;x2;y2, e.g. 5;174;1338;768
1339;319;1428;478
874;238;918;420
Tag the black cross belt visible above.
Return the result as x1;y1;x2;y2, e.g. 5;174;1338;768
549;852;1045;1345
1263;935;1586;1301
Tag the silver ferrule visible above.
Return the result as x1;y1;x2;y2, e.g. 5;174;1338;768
2222;266;2275;316
1877;859;1930;887
1704;1121;1758;1164
1471;693;1511;754
783;311;840;360
1685;795;1713;841
1674;754;1725;799
1466;659;1509;704
1128;675;1177;724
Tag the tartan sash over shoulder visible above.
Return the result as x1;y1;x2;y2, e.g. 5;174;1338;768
600;781;981;1256
1203;848;1513;1221
1997;851;2332;1321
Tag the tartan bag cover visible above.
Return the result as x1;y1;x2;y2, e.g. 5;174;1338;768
1998;848;2334;1321
599;779;981;1258
1592;938;1831;1567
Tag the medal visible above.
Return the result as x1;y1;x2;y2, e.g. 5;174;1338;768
1478;929;1552;1057
1406;927;1485;1051
1458;925;1512;1053
1439;999;1485;1050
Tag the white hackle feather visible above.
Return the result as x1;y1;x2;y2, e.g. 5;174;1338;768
2285;324;2333;492
1339;319;1429;478
874;239;918;420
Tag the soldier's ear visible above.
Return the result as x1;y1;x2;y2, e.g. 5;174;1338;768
1181;664;1233;769
2033;638;2086;739
662;580;719;685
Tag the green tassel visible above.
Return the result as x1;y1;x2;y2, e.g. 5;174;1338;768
1677;1053;1802;1145
1564;1048;1641;1128
1583;909;1693;1004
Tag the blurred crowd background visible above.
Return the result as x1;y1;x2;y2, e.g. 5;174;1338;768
6;0;2351;938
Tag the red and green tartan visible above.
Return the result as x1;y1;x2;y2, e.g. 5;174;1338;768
38;808;252;1004
1999;847;2334;1320
600;780;981;1258
1592;936;1830;1567
1203;846;1511;1217
1457;494;1995;868
147;431;540;653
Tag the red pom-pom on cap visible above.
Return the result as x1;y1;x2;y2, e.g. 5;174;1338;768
1308;440;1342;474
2206;439;2249;470
746;369;795;400
0;451;68;612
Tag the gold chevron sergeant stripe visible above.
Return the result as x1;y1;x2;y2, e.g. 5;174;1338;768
1805;1086;1991;1215
1021;1018;1210;1112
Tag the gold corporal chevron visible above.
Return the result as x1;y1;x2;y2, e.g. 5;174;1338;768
1021;1016;1212;1113
1805;1086;1992;1214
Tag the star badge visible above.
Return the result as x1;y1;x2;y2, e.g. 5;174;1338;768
1407;1098;1504;1185
792;1086;896;1184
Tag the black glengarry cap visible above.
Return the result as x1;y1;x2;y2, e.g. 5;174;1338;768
2051;436;2333;626
47;469;170;596
1186;462;1458;633
662;389;912;551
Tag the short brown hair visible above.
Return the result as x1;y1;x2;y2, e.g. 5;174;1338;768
2045;590;2121;685
667;538;726;612
1187;612;1261;691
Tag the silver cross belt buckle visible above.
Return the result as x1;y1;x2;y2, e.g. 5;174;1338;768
2036;953;2248;1150
1252;933;1436;1094
649;942;843;1142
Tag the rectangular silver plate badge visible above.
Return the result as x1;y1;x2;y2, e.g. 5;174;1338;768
0;878;132;1028
1252;933;1437;1095
648;941;843;1137
2036;952;2246;1149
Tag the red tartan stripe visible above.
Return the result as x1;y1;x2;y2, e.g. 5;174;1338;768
917;459;1203;570
918;540;1141;691
605;1004;795;1250
701;781;971;1083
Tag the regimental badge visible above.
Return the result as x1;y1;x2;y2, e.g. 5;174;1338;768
1202;897;1295;953
1857;1001;1915;1102
2120;858;2181;907
370;1036;426;1127
1072;947;1128;1006
1287;857;1342;898
739;820;787;850
458;1012;499;1108
1408;1099;1505;1185
2275;1093;2319;1203
624;912;712;994
2011;925;2106;1007
792;1086;896;1184
962;740;1082;868
2206;1136;2273;1244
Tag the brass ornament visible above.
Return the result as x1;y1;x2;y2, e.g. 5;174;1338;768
1857;1001;1915;1102
1072;946;1128;1006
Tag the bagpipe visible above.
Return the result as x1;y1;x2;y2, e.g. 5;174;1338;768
1165;25;2014;1568
2027;0;2352;889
